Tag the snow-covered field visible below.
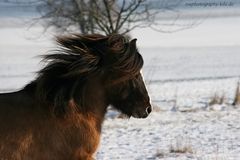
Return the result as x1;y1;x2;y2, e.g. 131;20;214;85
1;15;240;159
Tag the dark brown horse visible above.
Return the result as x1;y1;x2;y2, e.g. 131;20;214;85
0;34;151;160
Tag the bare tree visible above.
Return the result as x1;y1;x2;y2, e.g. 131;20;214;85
3;0;198;35
35;0;158;35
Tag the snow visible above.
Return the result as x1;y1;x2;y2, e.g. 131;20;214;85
1;14;240;159
98;110;240;160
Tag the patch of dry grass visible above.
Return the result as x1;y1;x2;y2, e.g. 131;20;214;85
209;93;225;106
232;81;240;106
169;138;194;154
170;144;194;154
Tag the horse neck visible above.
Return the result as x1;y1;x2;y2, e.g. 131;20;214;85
24;77;109;122
73;78;108;117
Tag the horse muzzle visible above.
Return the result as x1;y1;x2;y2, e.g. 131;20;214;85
132;106;152;118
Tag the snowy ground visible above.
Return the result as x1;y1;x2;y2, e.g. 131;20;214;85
98;109;240;160
1;15;240;159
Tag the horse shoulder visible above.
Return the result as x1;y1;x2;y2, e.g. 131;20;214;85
59;111;101;160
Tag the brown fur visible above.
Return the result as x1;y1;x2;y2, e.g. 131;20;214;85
0;34;151;159
0;90;101;160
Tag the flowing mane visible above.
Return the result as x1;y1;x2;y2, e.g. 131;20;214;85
25;34;143;116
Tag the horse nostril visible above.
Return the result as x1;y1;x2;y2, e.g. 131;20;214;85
146;106;152;114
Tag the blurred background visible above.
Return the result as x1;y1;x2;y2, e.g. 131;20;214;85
1;0;240;90
0;0;240;159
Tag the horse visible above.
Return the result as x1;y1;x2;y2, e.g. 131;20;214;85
0;34;152;160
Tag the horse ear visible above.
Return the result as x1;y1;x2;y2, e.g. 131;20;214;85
129;39;137;50
108;34;127;53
